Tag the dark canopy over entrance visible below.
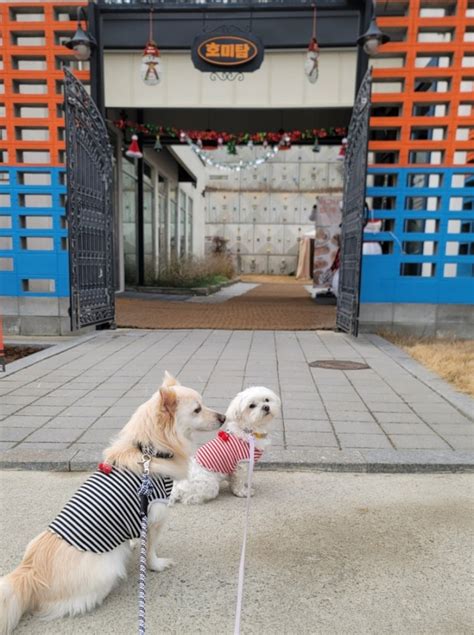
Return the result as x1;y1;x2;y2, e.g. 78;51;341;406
89;0;371;116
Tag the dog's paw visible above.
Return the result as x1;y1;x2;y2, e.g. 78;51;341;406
231;487;255;498
148;557;174;572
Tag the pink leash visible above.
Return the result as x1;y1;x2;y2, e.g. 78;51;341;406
234;434;256;635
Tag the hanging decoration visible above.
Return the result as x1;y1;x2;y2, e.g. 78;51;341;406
153;135;162;152
115;118;348;170
304;4;320;84
115;118;346;148
181;132;282;171
141;8;161;86
337;137;348;161
126;134;143;159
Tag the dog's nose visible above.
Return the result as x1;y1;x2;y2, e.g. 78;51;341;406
217;414;226;424
262;405;270;413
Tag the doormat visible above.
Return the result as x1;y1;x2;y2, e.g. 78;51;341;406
309;360;370;370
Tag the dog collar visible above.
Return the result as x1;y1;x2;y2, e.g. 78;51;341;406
137;443;174;460
243;429;268;440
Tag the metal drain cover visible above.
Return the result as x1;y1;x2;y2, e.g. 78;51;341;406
309;360;370;370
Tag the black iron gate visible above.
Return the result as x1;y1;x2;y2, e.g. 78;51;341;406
336;68;372;337
64;68;115;330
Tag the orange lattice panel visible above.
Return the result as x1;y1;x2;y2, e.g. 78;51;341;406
0;1;89;167
370;0;474;168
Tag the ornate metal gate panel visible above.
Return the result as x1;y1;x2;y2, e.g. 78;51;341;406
64;68;115;330
336;69;372;337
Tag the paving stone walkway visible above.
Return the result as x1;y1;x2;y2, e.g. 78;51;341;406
0;330;473;472
116;280;335;330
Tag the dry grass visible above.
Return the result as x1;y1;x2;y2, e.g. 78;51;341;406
152;254;235;288
382;333;474;397
240;274;310;284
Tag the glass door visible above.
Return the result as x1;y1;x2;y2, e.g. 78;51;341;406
122;157;137;285
143;161;155;284
179;190;187;258
169;184;178;260
187;196;193;255
158;175;168;271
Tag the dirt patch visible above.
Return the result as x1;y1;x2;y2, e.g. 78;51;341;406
3;345;46;365
382;333;474;397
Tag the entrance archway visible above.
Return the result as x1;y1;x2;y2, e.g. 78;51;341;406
65;0;371;334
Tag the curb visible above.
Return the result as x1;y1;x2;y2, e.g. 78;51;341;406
1;448;473;474
127;278;241;297
1;332;99;377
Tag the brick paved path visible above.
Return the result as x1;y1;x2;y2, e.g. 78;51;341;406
0;330;472;471
116;280;335;330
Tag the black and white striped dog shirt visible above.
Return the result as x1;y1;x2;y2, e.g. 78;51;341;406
49;468;173;553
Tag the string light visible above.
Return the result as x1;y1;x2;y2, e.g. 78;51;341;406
181;132;283;171
114;119;348;171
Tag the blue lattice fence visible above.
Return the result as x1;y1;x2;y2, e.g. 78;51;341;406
0;167;68;298
361;167;474;304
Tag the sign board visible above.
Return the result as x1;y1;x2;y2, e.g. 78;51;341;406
192;29;264;73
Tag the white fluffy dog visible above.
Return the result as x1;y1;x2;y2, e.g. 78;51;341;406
171;386;281;504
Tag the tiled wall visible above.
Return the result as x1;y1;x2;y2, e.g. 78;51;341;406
363;0;474;304
0;2;88;299
204;146;343;275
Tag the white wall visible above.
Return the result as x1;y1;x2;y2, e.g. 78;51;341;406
200;145;344;275
105;49;357;109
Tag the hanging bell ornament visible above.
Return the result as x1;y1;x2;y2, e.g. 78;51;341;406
141;41;161;86
126;135;143;159
279;134;291;151
305;38;320;84
337;137;348;161
312;137;320;153
154;135;162;152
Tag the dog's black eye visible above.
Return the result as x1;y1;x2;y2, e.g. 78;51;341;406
194;406;202;414
265;398;269;402
249;404;256;409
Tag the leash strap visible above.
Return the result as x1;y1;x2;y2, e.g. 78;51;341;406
234;434;256;635
138;514;148;635
137;456;152;635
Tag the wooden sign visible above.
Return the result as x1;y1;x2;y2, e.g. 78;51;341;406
192;30;264;73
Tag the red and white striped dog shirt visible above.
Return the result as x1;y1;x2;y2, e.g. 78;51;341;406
195;431;264;475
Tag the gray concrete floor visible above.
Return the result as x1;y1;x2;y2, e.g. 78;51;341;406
1;330;473;471
1;470;473;635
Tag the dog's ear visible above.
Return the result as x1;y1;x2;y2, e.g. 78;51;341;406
159;387;177;420
225;392;243;423
162;371;180;388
